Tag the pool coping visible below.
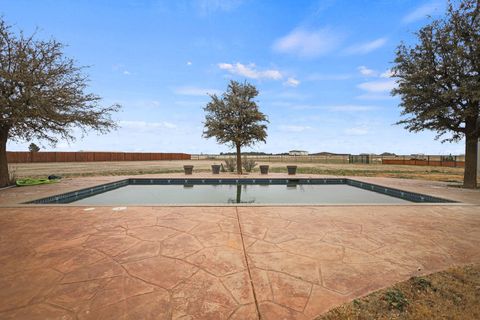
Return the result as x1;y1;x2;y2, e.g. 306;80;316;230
25;177;458;205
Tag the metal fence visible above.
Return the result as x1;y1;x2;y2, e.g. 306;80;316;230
191;154;465;167
381;156;464;168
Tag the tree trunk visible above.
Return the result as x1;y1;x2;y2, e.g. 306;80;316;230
0;129;10;188
236;184;242;203
464;134;478;189
236;144;242;174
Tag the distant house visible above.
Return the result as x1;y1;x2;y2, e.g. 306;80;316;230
289;150;308;156
410;153;427;160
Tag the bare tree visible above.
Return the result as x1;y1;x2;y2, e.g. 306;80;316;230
0;19;120;186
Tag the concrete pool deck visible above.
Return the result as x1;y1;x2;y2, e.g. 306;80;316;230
0;174;479;319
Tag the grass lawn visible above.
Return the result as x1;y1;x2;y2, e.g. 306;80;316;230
317;264;480;320
8;159;468;184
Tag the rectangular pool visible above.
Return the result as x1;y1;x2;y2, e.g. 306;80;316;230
28;178;454;205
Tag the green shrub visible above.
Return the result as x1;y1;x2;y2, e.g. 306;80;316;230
384;289;408;311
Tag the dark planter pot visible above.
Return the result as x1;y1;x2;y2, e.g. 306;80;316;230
183;165;194;175
211;165;221;174
259;165;269;175
287;165;297;175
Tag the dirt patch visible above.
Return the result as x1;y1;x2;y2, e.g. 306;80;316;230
317;264;480;320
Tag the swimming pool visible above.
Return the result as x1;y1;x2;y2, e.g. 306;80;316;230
28;178;454;205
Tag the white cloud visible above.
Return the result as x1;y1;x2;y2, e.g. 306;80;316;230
119;120;177;130
344;127;369;136
358;66;377;77
273;28;342;58
122;70;131;75
380;69;394;78
403;1;444;24
218;62;283;80
173;86;221;96
355;69;396;99
326;105;377;112
279;125;312;133
344;37;387;55
357;80;396;92
186;61;192;66
284;77;300;87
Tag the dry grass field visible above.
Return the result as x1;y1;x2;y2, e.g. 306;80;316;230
8;159;468;183
317;264;480;320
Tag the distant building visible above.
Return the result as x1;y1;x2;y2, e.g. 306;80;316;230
289;150;308;156
410;153;427;160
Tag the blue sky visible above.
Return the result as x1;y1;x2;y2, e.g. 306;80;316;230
2;0;463;155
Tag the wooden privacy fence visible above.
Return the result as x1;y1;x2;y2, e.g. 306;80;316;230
7;152;191;163
382;159;464;168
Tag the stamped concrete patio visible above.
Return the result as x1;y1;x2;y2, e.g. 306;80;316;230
0;174;479;319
